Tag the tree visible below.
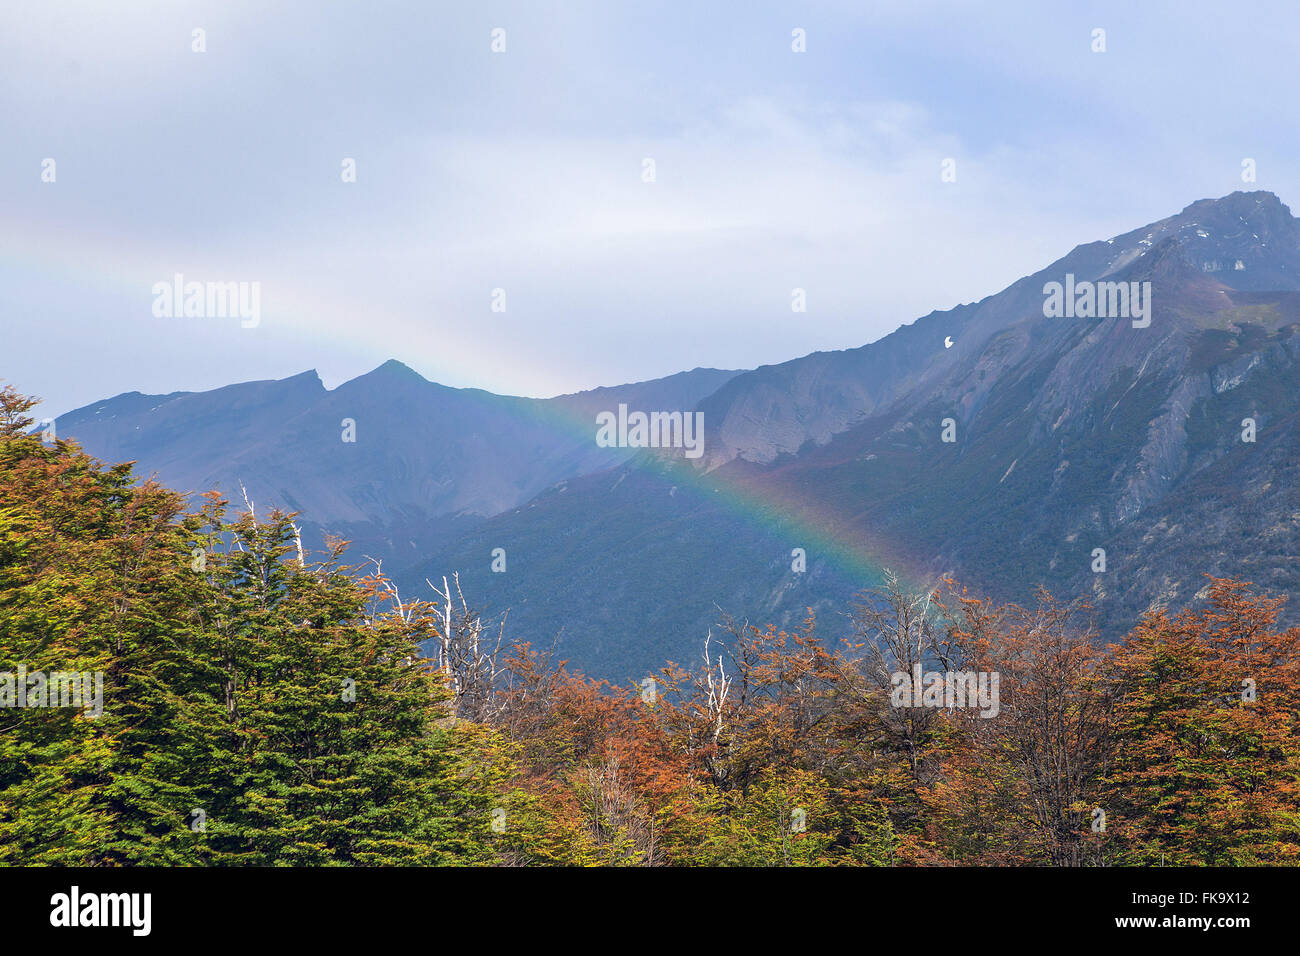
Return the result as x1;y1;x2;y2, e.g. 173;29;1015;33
1104;579;1300;865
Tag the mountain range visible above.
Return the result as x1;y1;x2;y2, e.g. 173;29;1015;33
52;190;1300;680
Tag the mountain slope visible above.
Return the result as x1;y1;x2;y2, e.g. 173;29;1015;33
413;191;1300;677
56;362;741;574
733;192;1300;627
50;191;1300;681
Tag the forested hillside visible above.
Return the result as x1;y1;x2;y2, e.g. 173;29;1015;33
4;384;1298;866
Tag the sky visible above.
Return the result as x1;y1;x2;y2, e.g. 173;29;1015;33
4;0;1300;419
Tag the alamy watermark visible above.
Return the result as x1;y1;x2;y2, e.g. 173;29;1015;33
152;273;261;328
50;886;150;936
1043;274;1151;328
889;663;1000;718
595;404;704;459
1;666;103;717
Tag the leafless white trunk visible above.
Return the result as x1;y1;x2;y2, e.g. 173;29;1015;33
427;572;508;722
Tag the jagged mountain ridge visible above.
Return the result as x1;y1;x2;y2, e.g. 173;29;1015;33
56;363;740;575
699;191;1299;469
50;191;1300;679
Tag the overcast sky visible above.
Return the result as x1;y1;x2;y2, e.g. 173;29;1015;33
5;0;1300;418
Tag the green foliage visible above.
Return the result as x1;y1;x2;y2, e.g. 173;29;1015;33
0;385;506;865
2;383;1297;868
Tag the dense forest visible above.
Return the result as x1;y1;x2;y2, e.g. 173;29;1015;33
3;383;1298;866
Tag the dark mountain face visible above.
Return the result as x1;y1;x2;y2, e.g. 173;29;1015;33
411;454;877;679
52;191;1300;681
56;363;740;576
724;192;1300;630
412;191;1300;678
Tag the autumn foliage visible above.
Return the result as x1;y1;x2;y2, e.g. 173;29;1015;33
3;384;1298;866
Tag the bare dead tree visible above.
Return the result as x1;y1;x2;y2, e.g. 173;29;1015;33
290;521;306;566
703;628;732;747
357;556;438;669
427;572;509;723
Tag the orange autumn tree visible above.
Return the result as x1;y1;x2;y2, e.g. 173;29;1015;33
8;379;1300;867
488;644;702;865
652;611;902;865
917;586;1116;866
1102;578;1300;865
